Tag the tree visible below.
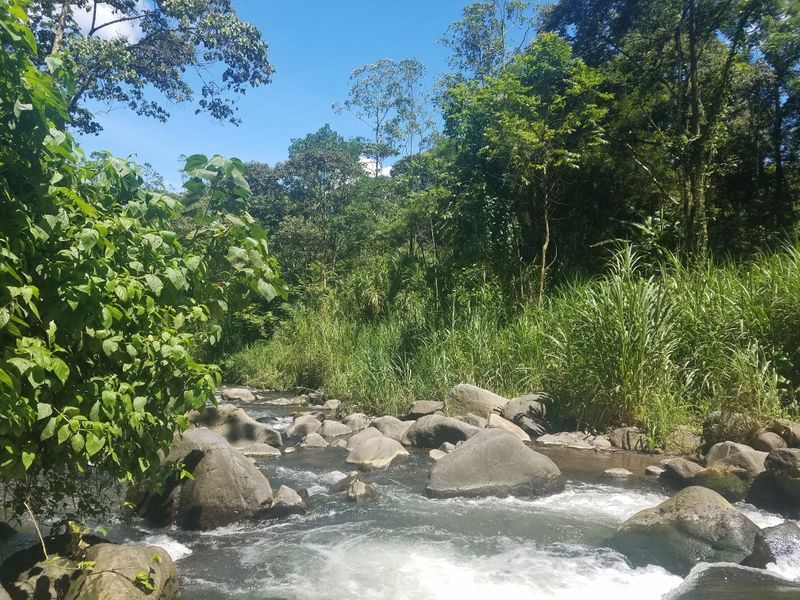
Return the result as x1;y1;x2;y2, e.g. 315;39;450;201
0;2;282;520
446;33;608;302
27;0;273;134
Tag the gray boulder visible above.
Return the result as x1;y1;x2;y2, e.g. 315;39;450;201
429;449;447;461
343;412;370;431
286;414;323;438
457;413;487;428
300;432;329;448
239;442;281;459
609;426;646;451
321;399;341;411
263;485;307;518
427;429;564;499
347;478;378;502
662;562;800;600
660;457;703;485
220;386;256;403
370;416;413;441
406;400;443;419
767;419;800;447
320;420;352;438
66;543;179;600
604;468;633;480
345;427;384;450
743;521;800;569
705;441;767;476
401;414;480;448
612;486;758;575
500;394;548;436
190;403;282;447
346;436;409;470
536;431;608;450
487;413;531;442
446;384;508;418
751;430;788;452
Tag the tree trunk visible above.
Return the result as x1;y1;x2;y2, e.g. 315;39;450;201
538;175;551;307
49;1;72;56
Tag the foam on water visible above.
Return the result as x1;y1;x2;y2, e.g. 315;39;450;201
766;553;800;581
735;501;789;529
138;534;192;561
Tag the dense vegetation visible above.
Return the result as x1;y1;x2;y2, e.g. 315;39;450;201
225;0;800;448
0;1;280;520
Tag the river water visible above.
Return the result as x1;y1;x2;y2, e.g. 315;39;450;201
3;397;798;599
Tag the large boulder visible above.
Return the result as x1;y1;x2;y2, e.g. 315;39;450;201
300;432;328;448
343;413;370;432
500;394;548;436
189;404;282;448
370;416;413;441
751;430;788;452
133;428;273;530
662;562;800;600
609;426;646;451
487;413;531;442
457;413;487;428
4;555;76;599
426;429;564;499
401;414;479;448
767;419;800;447
743;522;800;569
445;384;508;418
66;543;179;600
612;486;758;576
705;441;767;476
406;400;443;420
319;420;352;438
660;457;703;486
220;386;256;403
693;441;768;500
345;427;384;450
748;447;800;513
286;415;322;438
346;436;409;470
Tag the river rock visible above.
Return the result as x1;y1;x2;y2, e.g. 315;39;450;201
536;431;608;450
5;555;75;599
370;416;413;441
347;478;378;501
662;562;800;600
331;471;361;492
406;400;443;419
457;413;488;428
322;399;341;411
609;426;645;451
692;463;753;502
644;465;665;477
190;404;282;448
702;411;759;449
286;415;322;438
439;442;455;453
401;414;480;448
612;486;758;575
346;427;384;450
240;442;281;459
300;432;329;448
705;441;767;476
66;543;179;600
446;384;508;418
743;521;800;569
751;430;788;452
429;449;447;461
264;485;307;518
427;428;565;499
660;457;703;485
604;468;633;479
500;394;548;436
346;436;409;469
767;419;800;447
320;420;352;438
343;412;370;431
221;386;256;403
487;413;531;442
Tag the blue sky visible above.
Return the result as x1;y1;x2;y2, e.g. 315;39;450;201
76;1;473;188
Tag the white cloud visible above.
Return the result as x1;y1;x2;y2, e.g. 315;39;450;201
359;155;392;177
72;1;147;43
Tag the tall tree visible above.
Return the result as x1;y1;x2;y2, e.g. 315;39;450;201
28;0;273;133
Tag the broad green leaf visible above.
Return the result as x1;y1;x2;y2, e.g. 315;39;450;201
164;267;187;291
102;339;119;357
41;417;56;440
144;274;163;296
257;279;277;301
57;424;71;444
51;358;69;385
86;432;105;457
21;450;35;471
70;432;85;453
37;402;53;420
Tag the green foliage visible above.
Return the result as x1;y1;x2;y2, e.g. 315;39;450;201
28;0;273;133
0;2;280;520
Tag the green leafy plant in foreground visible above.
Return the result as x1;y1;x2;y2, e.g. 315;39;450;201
0;0;283;520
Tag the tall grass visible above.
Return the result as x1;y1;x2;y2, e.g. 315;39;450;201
224;244;800;448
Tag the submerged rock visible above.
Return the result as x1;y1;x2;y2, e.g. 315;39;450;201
612;486;758;576
66;543;179;600
401;414;480;448
536;431;608;450
427;428;564;499
346;436;409;470
487;413;531;442
446;384;508;418
662;562;800;600
347;478;378;502
603;468;633;479
406;400;443;419
370;415;413;441
190;403;282;448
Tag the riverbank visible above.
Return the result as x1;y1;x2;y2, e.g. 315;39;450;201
224;246;800;450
